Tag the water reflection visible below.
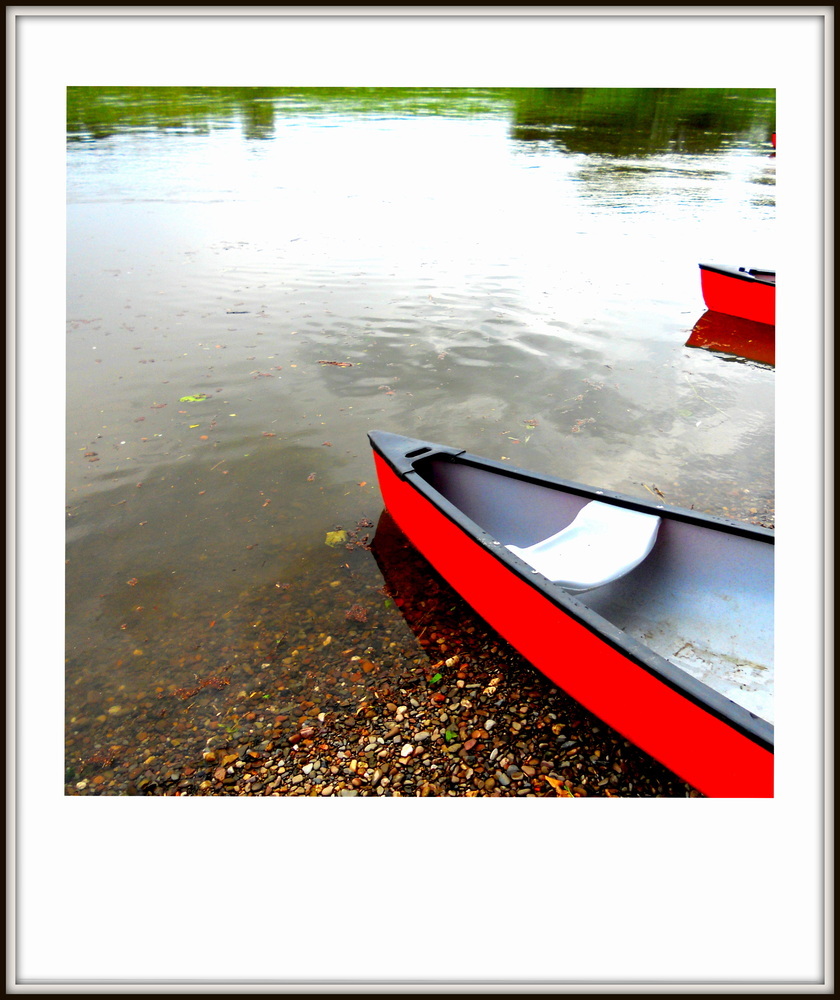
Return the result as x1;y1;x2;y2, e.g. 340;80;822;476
68;86;776;157
508;87;775;156
686;310;775;367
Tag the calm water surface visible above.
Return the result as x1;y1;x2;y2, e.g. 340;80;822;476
65;89;775;784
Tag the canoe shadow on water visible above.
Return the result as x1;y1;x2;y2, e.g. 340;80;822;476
685;310;775;368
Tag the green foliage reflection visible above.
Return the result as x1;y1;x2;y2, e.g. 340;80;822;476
67;86;775;156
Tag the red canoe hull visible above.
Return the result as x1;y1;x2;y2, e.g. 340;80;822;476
699;264;775;326
370;438;773;798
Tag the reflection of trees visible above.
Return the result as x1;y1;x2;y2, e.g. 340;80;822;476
240;94;277;140
66;87;776;155
507;88;775;157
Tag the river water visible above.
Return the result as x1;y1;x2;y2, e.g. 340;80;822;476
65;88;775;788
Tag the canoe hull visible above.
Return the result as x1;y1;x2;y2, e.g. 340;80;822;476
370;431;773;798
699;264;775;326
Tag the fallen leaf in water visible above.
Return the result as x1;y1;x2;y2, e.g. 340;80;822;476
325;530;349;547
127;578;138;587
318;360;353;367
179;394;208;403
307;473;316;482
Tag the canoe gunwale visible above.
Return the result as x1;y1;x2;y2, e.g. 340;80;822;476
369;430;774;753
698;263;776;288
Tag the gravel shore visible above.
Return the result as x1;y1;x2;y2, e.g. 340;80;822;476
66;512;702;798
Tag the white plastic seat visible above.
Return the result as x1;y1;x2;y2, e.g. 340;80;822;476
506;500;660;592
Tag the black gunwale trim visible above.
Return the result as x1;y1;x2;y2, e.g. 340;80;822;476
369;430;774;752
698;263;776;287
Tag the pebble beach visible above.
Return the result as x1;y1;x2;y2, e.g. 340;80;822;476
66;511;702;798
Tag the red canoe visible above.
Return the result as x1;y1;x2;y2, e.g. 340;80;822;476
699;264;775;326
369;430;774;798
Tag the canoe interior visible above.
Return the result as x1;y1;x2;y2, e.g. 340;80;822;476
746;269;776;285
415;455;774;726
699;264;776;287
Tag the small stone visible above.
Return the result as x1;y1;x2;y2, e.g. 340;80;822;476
414;731;430;742
400;744;414;757
108;705;122;715
320;785;334;796
484;719;495;731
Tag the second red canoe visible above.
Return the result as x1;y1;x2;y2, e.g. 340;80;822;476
699;264;775;326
